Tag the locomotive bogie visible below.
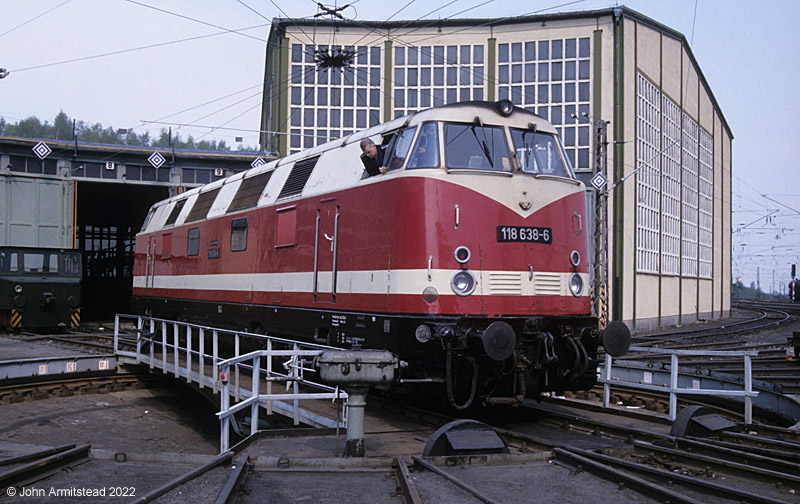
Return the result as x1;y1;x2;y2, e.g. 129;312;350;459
133;101;628;407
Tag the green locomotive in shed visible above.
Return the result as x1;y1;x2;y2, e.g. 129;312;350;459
0;247;82;331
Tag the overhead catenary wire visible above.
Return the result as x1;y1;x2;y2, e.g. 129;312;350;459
8;23;270;74
124;0;267;42
134;83;264;132
0;0;72;40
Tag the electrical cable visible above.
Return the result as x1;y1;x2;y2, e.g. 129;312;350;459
135;83;264;131
0;0;72;40
8;23;270;73
125;0;266;42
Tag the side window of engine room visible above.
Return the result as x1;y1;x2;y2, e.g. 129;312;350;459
230;218;248;252
187;227;200;256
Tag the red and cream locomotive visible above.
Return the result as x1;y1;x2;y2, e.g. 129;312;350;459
132;100;629;408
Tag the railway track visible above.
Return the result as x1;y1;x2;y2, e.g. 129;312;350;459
736;299;800;316
0;373;153;404
3;370;798;503
624;304;800;398
632;306;791;348
3;311;799;503
385;400;800;504
128;451;250;504
12;330;125;353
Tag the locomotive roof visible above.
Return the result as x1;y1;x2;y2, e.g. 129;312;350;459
140;101;565;234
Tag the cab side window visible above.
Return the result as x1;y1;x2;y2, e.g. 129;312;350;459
0;251;19;272
64;253;81;274
408;122;439;169
383;126;418;171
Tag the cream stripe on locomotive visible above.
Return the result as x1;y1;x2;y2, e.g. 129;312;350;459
133;269;590;297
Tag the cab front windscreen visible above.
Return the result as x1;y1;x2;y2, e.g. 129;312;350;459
444;123;512;172
510;128;571;177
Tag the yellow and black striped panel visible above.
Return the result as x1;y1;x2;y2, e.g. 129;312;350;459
70;308;81;328
10;309;22;328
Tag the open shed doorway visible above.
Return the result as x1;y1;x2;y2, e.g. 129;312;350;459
76;181;169;320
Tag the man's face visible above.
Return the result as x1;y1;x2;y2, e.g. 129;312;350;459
364;144;377;158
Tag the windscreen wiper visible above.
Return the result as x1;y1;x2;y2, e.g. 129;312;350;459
471;126;494;168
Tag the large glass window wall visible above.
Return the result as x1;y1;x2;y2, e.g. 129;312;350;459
392;44;485;119
635;72;714;279
497;38;592;170
288;44;382;154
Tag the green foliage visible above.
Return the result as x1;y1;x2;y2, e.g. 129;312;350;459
0;111;235;151
732;280;785;301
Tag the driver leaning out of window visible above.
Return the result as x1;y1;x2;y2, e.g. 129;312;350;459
359;138;387;176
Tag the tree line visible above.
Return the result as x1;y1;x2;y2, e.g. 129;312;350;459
0;111;252;151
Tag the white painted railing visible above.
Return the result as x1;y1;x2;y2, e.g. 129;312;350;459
600;346;759;424
113;314;347;453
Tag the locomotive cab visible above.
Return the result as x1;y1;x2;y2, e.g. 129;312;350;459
0;247;82;330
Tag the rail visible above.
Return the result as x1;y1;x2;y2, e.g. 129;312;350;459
600;346;759;424
113;314;347;453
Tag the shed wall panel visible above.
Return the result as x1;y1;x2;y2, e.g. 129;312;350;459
661;36;683;101
636;24;661;84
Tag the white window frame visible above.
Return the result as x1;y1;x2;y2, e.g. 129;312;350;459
636;74;661;274
681;113;700;278
661;96;682;276
698;128;714;279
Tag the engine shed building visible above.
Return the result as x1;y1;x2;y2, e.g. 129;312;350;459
0;136;270;318
260;6;733;330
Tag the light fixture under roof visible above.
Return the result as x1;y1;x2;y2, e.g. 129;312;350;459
314;47;356;69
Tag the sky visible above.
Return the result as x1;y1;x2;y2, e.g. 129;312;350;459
1;0;798;290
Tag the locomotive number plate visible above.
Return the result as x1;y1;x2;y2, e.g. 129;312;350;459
497;226;552;244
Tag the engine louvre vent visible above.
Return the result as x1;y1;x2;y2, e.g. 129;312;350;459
533;272;562;296
489;272;522;295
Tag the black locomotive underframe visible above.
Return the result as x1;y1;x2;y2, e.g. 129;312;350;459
131;296;601;400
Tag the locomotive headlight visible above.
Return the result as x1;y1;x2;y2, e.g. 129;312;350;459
68;295;80;308
13;294;26;308
14;284;22;293
422;286;439;303
570;250;581;267
415;324;432;343
569;273;584;297
497;99;514;116
454;246;471;264
451;270;477;296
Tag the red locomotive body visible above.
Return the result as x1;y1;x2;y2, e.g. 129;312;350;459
132;101;629;408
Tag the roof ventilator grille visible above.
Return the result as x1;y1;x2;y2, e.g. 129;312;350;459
227;171;273;212
185;188;221;222
278;156;319;200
